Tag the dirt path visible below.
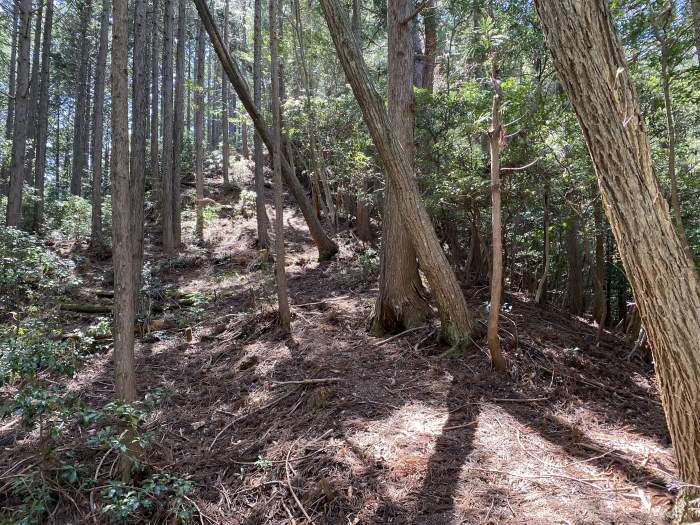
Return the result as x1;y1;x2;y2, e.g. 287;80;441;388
1;160;676;524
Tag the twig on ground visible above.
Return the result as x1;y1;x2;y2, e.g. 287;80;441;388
293;295;350;308
285;439;315;524
491;396;550;403
464;465;614;492
373;325;428;348
271;378;343;386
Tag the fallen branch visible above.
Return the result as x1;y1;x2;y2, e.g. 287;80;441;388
373;325;428;348
286;439;315;524
59;303;112;314
271;378;343;387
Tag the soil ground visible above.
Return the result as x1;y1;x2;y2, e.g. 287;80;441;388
0;160;677;524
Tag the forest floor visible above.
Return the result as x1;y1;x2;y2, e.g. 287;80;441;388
1;159;680;524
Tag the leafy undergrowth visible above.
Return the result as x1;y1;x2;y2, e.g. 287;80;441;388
0;161;681;524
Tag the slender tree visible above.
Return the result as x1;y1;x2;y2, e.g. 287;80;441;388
253;0;271;249
535;0;700;514
90;0;111;250
5;0;32;226
195;22;205;240
2;5;19;191
150;0;161;199
70;0;93;196
172;0;186;247
221;0;230;185
161;0;175;252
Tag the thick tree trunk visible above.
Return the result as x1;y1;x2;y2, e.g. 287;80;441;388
192;0;338;260
131;0;149;292
318;0;475;346
172;0;186;247
535;0;700;513
32;0;53;230
370;0;430;335
161;0;175;252
221;0;230;185
566;212;584;315
252;0;270;249
111;0;137;479
89;0;110;250
5;0;31;226
195;22;205;240
486;52;507;371
71;0;92;196
269;0;291;332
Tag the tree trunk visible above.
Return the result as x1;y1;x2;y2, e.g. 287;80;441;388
26;4;42;186
591;187;606;337
535;0;700;513
71;0;93;196
318;0;475;346
252;0;270;249
692;0;700;66
89;0;110;250
150;0;161;202
370;0;430;335
172;0;186;247
2;5;19;193
221;0;230;185
111;0;137;480
161;0;175;252
534;179;550;304
131;0;149;293
423;0;436;93
32;0;53;230
195;22;205;240
486;51;507;371
566;211;584;315
269;0;291;332
5;0;31;226
192;0;338;260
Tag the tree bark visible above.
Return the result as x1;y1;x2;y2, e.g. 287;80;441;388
2;5;19;193
487;51;507;371
269;0;291;332
318;0;476;346
221;0;230;185
26;3;42;186
5;0;32;226
150;0;161;203
70;0;93;196
591;186;606;339
192;0;338;260
161;0;175;252
32;0;53;230
172;0;186;247
423;0;436;93
370;0;430;335
252;0;270;249
195;22;205;240
535;0;700;512
566;211;584;315
111;0;137;480
534;179;550;304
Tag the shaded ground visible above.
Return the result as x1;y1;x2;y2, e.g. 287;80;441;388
0;160;677;524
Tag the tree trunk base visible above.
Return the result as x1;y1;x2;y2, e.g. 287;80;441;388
369;290;431;337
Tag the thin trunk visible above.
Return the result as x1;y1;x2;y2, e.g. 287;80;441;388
534;180;550;304
90;0;110;250
592;188;606;338
318;0;475;346
535;0;700;513
195;22;205;239
161;0;175;252
111;0;137;480
692;0;700;65
150;0;161;198
172;0;186;247
5;0;31;226
71;0;92;196
566;211;584;315
221;0;230;185
33;0;53;230
370;0;430;335
26;4;42;186
131;0;149;291
423;0;436;93
269;0;291;332
2;5;19;191
192;0;339;260
253;0;270;249
487;51;506;371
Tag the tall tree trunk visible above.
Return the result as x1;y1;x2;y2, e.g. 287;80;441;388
370;0;430;335
535;0;700;514
269;0;291;332
172;0;186;247
591;189;606;337
221;0;230;185
5;0;31;226
131;0;149;292
318;0;476;346
566;211;584;315
534;179;550;304
423;0;436;93
2;5;19;193
195;22;205;240
90;0;110;250
253;0;270;249
111;0;137;480
486;51;507;371
26;3;42;186
150;0;161;200
33;0;53;230
161;0;175;252
692;0;700;66
71;0;93;196
192;0;339;260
